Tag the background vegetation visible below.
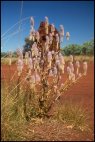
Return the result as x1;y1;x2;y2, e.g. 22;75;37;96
61;39;94;56
1;39;94;57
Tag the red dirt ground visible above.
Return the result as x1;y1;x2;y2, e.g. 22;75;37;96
1;61;94;141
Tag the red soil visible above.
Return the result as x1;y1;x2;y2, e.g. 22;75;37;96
1;61;94;141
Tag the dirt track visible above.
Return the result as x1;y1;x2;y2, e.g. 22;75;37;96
1;61;94;141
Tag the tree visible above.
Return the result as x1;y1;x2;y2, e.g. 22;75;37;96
23;37;35;57
61;39;94;56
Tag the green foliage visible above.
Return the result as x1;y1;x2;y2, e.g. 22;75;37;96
1;52;7;57
62;39;94;56
23;37;35;56
1;39;94;58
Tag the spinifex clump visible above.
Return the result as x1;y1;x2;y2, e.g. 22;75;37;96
8;17;88;120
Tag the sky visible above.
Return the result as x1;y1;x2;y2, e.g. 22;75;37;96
1;1;94;52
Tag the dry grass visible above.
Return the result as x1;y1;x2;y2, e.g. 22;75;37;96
1;83;26;141
1;56;94;65
1;81;90;141
53;103;89;131
64;55;94;62
1;57;17;65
